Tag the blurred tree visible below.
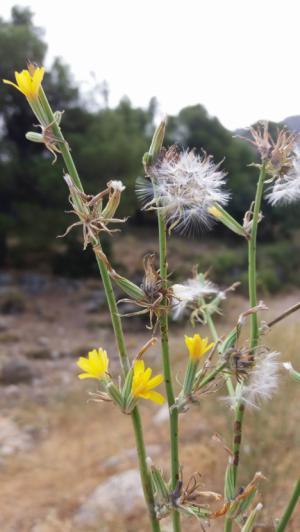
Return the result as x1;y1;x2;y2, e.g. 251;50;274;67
0;7;298;275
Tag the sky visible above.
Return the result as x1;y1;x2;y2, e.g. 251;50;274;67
2;0;300;130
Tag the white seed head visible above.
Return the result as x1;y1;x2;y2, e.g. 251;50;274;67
265;144;300;206
137;147;229;234
171;277;219;320
224;350;280;410
109;180;125;192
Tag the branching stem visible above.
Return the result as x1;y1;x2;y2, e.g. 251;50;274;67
38;88;160;532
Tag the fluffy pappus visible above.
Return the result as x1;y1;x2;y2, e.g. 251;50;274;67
137;146;229;234
265;145;300;205
225;349;280;409
172;277;219;320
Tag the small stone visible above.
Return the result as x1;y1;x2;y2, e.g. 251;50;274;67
0;417;33;456
73;469;144;527
0;358;35;385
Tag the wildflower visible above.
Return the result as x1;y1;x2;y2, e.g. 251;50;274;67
131;360;164;404
243;121;296;170
3;65;44;101
77;348;109;380
242;122;300;206
137;146;229;234
185;334;214;360
225;349;280;409
265;144;300;205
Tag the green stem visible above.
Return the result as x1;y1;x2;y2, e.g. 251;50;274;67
276;478;300;532
248;163;266;349
157;211;181;532
224;163;266;532
204;309;235;397
95;256;130;375
205;310;219;342
131;408;161;532
97;259;160;531
37;89;160;532
38;88;83;191
224;518;233;532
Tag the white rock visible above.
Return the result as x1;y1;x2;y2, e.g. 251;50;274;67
0;416;33;456
73;469;144;527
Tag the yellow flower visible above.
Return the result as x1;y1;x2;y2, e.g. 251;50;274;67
185;334;214;360
77;348;109;380
3;66;45;100
131;360;164;404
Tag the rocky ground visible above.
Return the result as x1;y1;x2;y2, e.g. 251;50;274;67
0;270;300;531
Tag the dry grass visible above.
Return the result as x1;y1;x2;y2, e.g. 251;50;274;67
0;282;300;531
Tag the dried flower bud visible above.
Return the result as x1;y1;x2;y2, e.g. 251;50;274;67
143;119;166;171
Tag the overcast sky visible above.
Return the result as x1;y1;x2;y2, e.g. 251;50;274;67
2;0;300;130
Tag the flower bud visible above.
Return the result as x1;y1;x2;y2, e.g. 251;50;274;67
53;110;63;125
102;180;125;219
208;203;248;238
143;119;166;170
25;131;44;143
121;368;136;412
241;503;263;532
110;272;145;301
106;381;123;408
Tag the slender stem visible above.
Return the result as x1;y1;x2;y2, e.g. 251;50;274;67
205;310;219;343
95;256;130;375
224;518;233;532
131;408;161;532
224;163;266;532
157;211;181;532
38;88;83;191
267;302;300;329
236;162;266;470
96;258;160;531
37;89;160;531
276;478;300;532
248;163;266;349
204;309;235;397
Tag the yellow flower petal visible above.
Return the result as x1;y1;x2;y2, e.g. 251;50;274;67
185;334;214;360
76;348;109;380
134;359;145;375
3;66;44;100
145;374;164;390
131;360;164;404
144;391;165;404
3;79;24;94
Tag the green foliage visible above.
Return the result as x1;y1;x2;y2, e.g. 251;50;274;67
1;7;299;284
194;239;300;294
